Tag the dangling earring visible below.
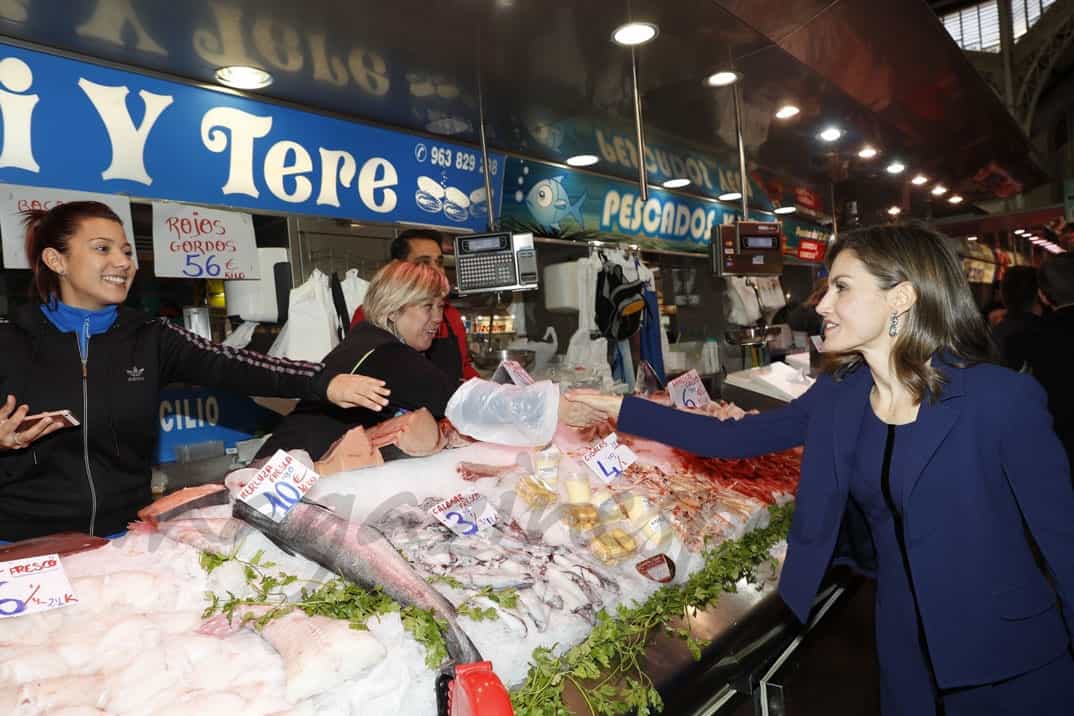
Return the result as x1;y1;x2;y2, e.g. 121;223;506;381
889;312;899;337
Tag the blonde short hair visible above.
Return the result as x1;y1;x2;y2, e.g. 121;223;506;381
363;260;450;330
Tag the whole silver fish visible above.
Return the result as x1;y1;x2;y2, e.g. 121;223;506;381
232;499;483;665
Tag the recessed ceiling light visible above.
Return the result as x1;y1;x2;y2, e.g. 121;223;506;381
818;127;842;142
775;105;800;120
774;206;796;215
931;184;948;196
887;206;902;216
215;65;273;90
1014;229;1027;235
565;154;599;167
718;191;742;201
948;195;963;204
612;22;659;46
858;145;878;159
967;235;978;241
706;71;741;87
911;174;928;185
886;161;906;175
662;178;690;189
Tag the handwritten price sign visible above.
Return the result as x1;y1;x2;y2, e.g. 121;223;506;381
151;203;260;280
237;450;321;522
582;433;638;484
491;360;535;386
0;554;78;619
430;492;498;537
668;370;712;410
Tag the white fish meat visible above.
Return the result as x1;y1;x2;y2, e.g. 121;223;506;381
200;604;387;703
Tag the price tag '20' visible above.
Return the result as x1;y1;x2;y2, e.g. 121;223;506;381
237;450;321;522
582;433;638;484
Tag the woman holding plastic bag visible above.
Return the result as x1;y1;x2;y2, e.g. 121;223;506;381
256;260;461;467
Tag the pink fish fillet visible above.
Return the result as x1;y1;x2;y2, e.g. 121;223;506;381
315;426;384;476
136;484;229;526
367;408;444;457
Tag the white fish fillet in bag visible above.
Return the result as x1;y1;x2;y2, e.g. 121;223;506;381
446;378;560;446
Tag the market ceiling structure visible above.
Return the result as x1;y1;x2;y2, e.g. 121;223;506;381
0;0;1046;226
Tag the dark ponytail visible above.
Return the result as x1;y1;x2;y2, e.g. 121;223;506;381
24;201;123;303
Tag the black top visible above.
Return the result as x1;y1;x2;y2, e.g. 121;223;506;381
1023;305;1074;471
992;312;1041;370
256;321;458;461
0;304;334;540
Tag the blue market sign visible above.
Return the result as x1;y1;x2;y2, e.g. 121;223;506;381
0;41;503;231
500;157;772;252
156;387;280;463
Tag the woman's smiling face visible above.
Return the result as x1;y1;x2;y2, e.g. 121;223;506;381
46;218;134;310
816;249;895;355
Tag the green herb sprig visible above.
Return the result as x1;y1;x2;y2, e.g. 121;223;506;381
509;503;794;715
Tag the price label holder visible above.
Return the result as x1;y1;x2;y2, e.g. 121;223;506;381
491;360;535;386
668;369;712;410
0;554;78;619
236;450;321;522
430;492;498;537
582;433;638;484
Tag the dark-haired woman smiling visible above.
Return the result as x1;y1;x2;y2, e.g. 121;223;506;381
0;201;391;541
564;223;1074;715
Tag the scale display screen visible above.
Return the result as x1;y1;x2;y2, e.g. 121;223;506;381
461;235;508;253
743;236;778;250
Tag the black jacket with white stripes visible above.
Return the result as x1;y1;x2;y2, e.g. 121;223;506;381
0;303;335;541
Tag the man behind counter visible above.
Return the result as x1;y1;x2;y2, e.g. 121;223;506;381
351;229;478;382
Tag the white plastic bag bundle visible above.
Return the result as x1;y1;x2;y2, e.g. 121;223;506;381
446;378;560;447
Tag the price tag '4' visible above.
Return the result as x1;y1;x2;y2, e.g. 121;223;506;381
430;492;498;537
0;554;77;619
582;432;638;484
237;450;321;522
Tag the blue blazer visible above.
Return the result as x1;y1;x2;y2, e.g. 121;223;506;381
618;360;1074;688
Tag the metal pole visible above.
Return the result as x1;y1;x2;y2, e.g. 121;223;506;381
998;0;1016;112
476;48;496;233
630;46;649;202
733;81;749;218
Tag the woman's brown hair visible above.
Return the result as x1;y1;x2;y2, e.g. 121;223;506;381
823;222;995;402
24;201;123;303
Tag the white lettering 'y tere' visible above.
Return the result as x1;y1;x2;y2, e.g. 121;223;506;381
79;79;174;185
201;107;273;197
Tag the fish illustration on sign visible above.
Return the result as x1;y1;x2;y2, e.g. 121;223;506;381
525;177;586;231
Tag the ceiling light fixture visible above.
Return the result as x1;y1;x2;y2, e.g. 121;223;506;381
775;105;800;120
718;191;742;201
887;206;902;216
858;145;878;159
948;195;963;204
566;154;599;167
774;206;796;215
931;185;948;196
967;235;978;241
911;174;928;185
886;161;906;175
215;65;273;90
818;127;842;142
662;178;690;189
706;71;741;87
612;22;659;46
1014;229;1027;235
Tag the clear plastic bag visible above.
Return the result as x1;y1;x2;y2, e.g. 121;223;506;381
445;378;560;447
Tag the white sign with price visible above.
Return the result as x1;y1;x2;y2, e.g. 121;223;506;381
668;370;712;410
0;554;78;619
237;450;321;522
430;492;498;537
151;203;260;280
0;184;135;269
582;433;638;484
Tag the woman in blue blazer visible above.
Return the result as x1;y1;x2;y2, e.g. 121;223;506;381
565;223;1074;715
